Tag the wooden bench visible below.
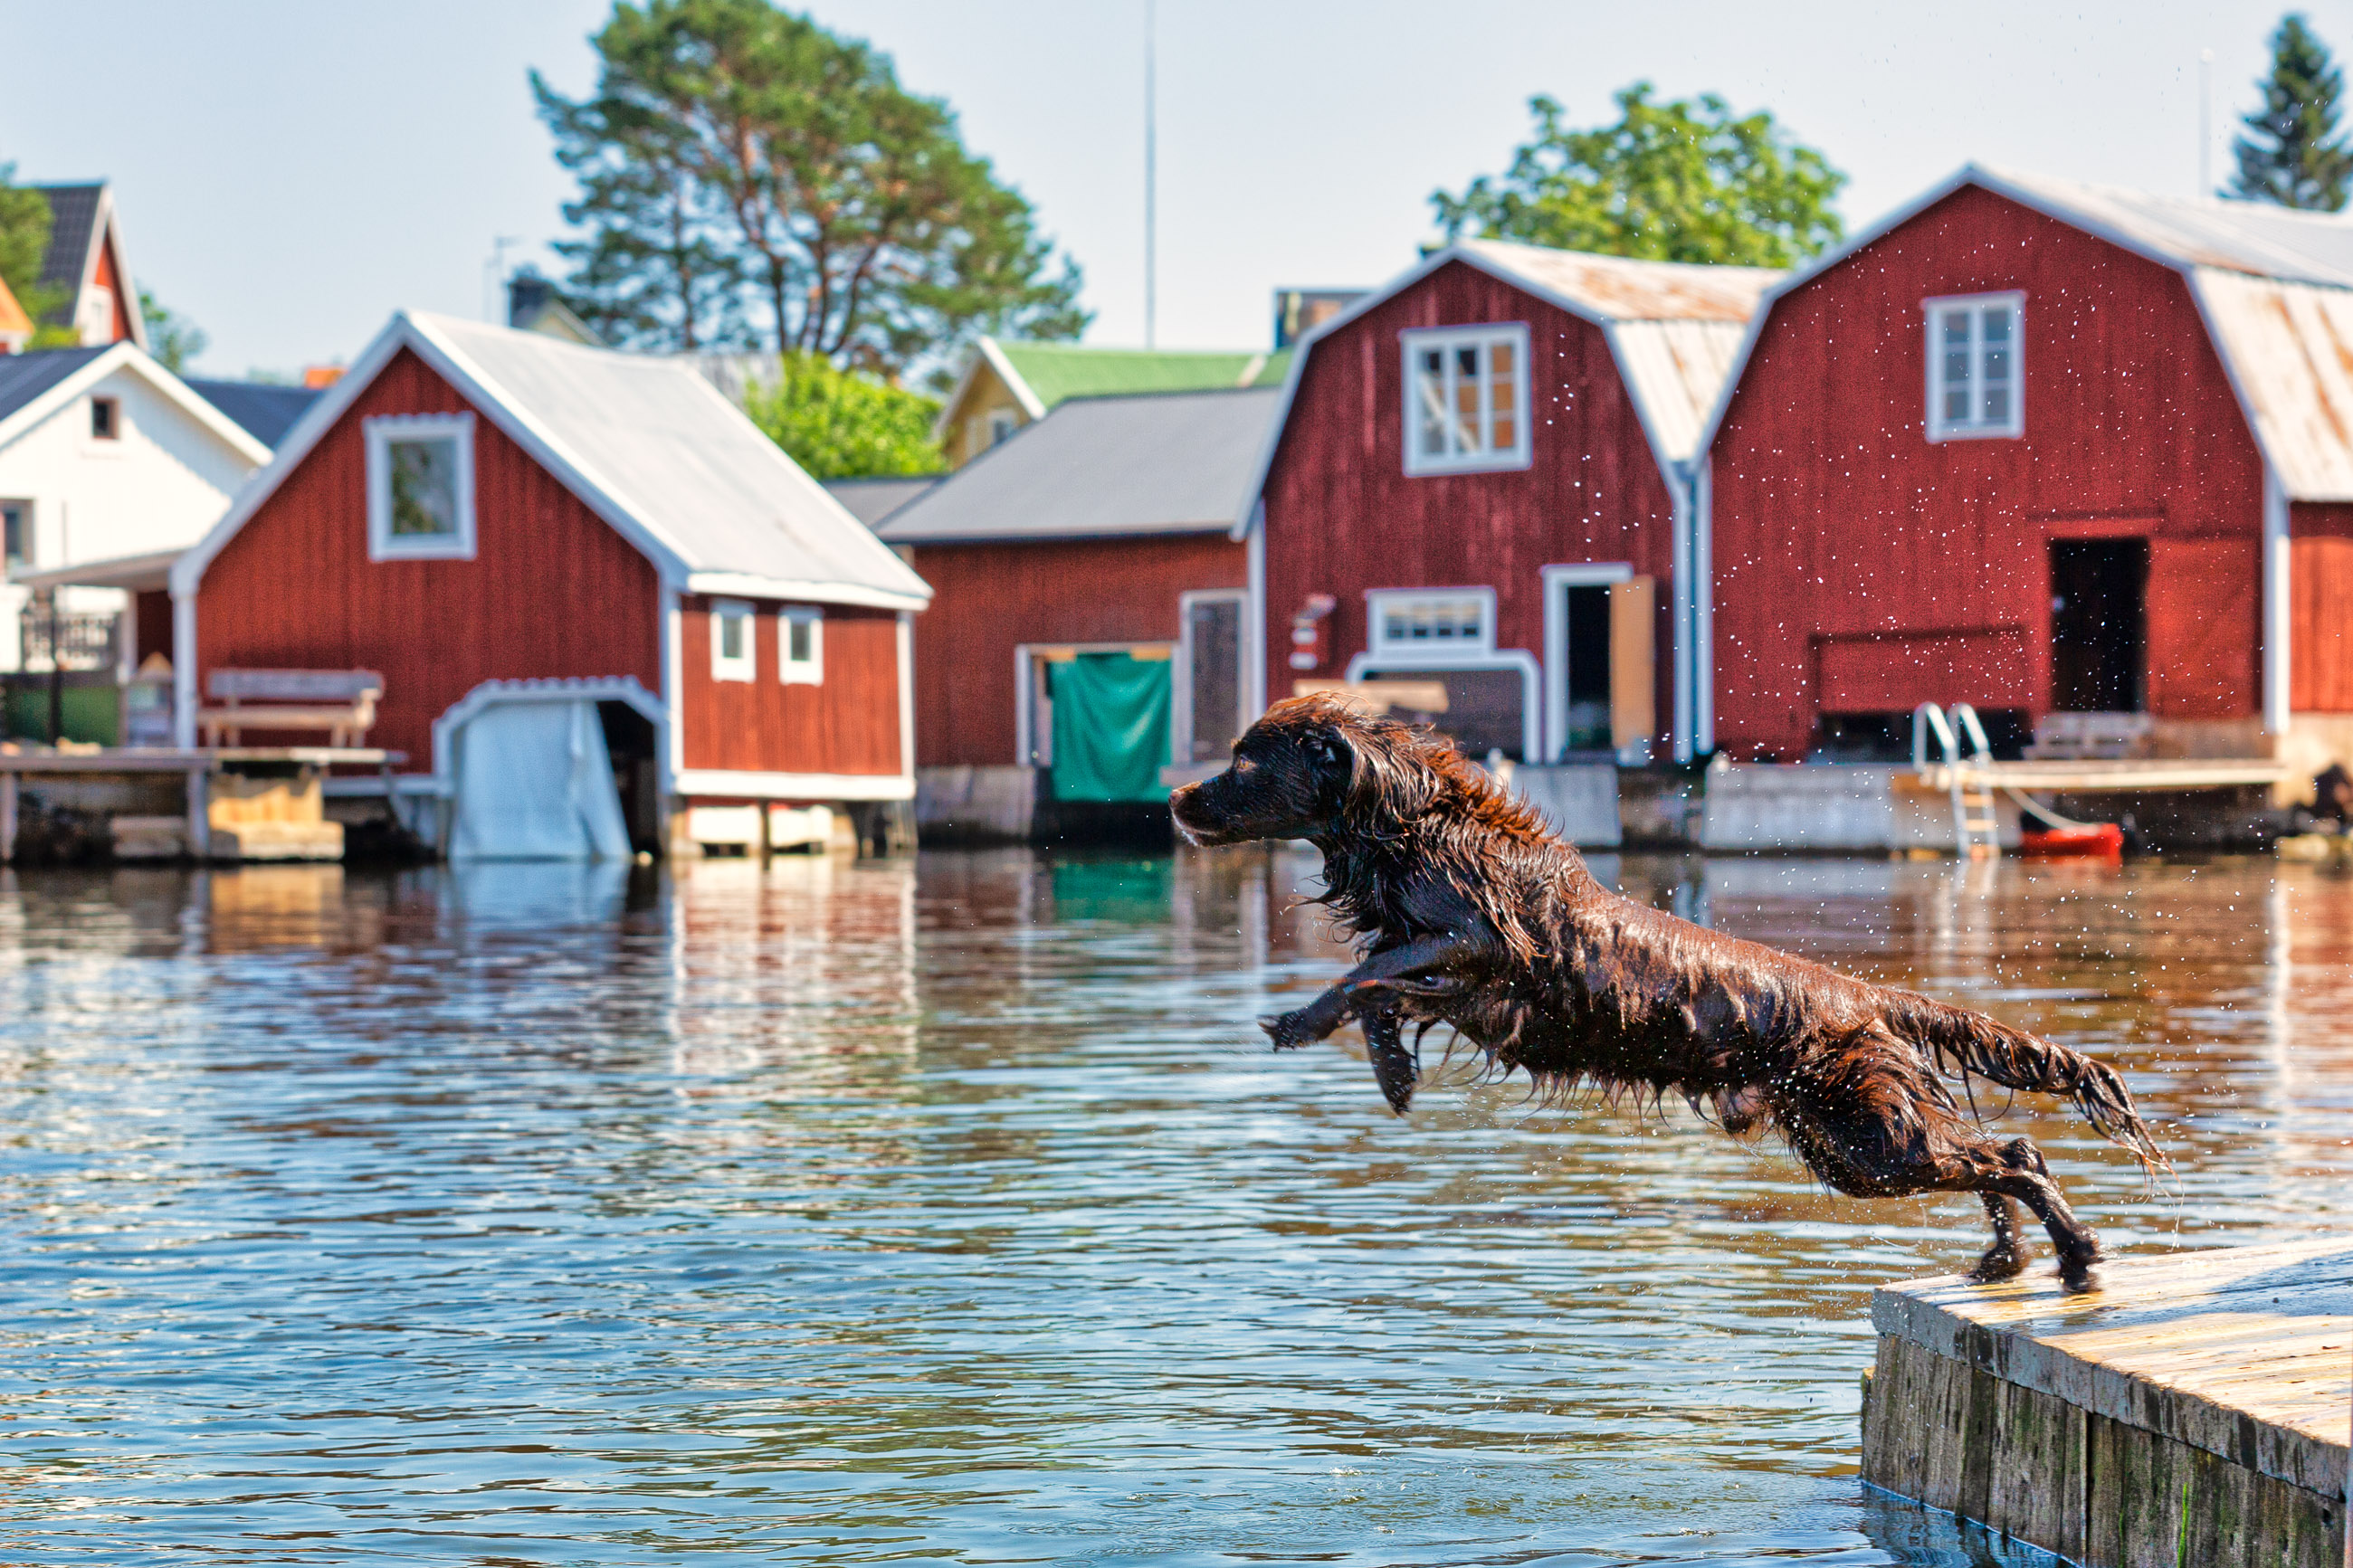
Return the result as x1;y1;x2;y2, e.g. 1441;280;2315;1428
199;670;384;748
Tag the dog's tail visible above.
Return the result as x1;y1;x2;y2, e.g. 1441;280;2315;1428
1888;993;2169;1176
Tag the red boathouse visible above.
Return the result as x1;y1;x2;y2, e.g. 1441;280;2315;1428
169;312;931;856
1702;166;2353;777
1242;241;1780;764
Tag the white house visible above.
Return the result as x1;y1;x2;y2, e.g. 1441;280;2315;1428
1;344;272;678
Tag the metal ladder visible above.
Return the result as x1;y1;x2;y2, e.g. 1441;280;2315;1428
1912;702;2003;859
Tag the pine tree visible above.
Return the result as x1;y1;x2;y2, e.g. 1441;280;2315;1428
2232;14;2353;209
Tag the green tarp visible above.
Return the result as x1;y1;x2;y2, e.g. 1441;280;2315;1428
1049;651;1171;803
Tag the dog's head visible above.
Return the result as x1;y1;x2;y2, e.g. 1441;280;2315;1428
1169;694;1439;845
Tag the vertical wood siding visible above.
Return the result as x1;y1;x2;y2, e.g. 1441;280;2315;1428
195;347;662;769
1709;185;2267;759
1259;261;1678;751
904;532;1246;767
678;597;903;778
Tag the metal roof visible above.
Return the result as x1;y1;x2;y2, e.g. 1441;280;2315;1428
176;313;931;610
0;346;107;424
1455;239;1782;324
824;476;938;527
881;386;1278;545
31;183;102;296
1977;166;2353;288
184;378;321;449
2192;270;2353;500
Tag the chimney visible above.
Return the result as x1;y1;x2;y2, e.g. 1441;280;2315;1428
507;270;552;330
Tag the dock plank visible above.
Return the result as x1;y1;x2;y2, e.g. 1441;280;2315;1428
1864;1236;2350;1564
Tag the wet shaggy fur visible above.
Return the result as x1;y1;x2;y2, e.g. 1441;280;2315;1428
1169;695;2168;1292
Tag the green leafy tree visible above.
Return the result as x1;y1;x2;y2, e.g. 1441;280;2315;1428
1432;83;1846;266
2232;14;2353;209
139;290;208;373
741;352;944;479
534;0;1088;371
0;165;67;329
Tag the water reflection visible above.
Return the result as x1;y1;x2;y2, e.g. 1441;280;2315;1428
0;850;2341;1564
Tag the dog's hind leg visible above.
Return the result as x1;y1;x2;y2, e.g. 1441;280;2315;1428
1964;1193;2030;1283
1360;1005;1418;1116
1972;1136;2101;1291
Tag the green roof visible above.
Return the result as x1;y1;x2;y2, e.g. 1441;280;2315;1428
995;342;1291;409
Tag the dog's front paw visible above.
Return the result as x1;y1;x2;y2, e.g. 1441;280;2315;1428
1259;1008;1323;1051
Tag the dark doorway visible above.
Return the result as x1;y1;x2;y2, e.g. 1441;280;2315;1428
2049;539;2147;713
1561;584;1614;753
597;701;661;852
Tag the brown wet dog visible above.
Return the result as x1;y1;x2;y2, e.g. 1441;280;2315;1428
1170;695;2166;1292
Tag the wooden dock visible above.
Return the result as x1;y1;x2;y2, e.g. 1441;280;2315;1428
1862;1235;2351;1566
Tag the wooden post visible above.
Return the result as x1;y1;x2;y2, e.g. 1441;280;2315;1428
0;771;15;864
185;765;209;861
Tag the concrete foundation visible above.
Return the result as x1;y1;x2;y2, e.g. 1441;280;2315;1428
1701;765;2022;853
915;765;1039;843
1510;765;1620;846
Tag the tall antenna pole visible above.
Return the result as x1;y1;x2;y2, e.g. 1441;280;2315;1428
2200;48;2215;196
1144;0;1157;349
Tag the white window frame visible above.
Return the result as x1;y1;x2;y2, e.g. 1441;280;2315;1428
1365;586;1498;659
365;413;477;561
1539;562;1633;763
1400;322;1533;476
710;598;755;683
779;605;824;686
1923;291;2024;442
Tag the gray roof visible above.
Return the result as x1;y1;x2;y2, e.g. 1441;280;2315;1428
185;378;320;449
32;183;101;299
824;477;938;527
1978;165;2353;287
880;386;1280;544
0;346;107;423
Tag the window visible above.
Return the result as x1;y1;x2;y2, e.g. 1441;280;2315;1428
90;396;119;441
365;413;476;560
1401;323;1530;475
2;500;28;571
779;606;823;686
987;409;1018;447
1178;590;1247;764
1367;588;1495;657
711;599;755;682
1924;292;2024;441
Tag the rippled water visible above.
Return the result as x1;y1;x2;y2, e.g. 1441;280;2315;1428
0;850;2346;1564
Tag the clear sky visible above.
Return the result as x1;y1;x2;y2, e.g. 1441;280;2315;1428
0;1;2329;377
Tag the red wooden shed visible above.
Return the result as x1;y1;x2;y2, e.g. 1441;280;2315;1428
1702;165;2353;777
168;312;931;857
1240;241;1779;764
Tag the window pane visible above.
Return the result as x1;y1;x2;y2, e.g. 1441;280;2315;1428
1945;388;1971;422
1489;341;1514;376
1453;371;1482;453
1982;347;2010;384
1982;386;2010;422
388;437;460;537
1941;312;1969;345
720;613;743;660
1454;347;1479;378
1981;305;2012;342
1415;352;1448;455
788;618;812;662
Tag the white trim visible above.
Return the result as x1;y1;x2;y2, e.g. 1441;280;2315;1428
1696;460;1716;753
895;610;917;780
1922;291;2025;442
1399;322;1534;476
0;339;268;463
365;413;477;560
1175;587;1249;765
778;604;823;685
673;768;916;803
1342;645;1543;762
1539;562;1634;763
1669;467;1694;764
1244;499;1267;719
683;570;928;613
170;584;196;747
709;598;755;682
2264;465;2291;734
428;676;667;798
1015;642;1039;765
1365;584;1499;659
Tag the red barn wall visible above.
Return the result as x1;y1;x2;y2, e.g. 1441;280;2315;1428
195;347;662;769
1258;259;1679;754
904;532;1246;767
1708;185;2269;760
678;597;903;779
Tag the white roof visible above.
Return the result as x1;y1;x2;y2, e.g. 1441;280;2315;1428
1697;163;2353;502
1234;241;1782;537
175;312;930;610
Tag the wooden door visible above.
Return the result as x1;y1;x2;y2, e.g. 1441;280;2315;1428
1608;576;1655;751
